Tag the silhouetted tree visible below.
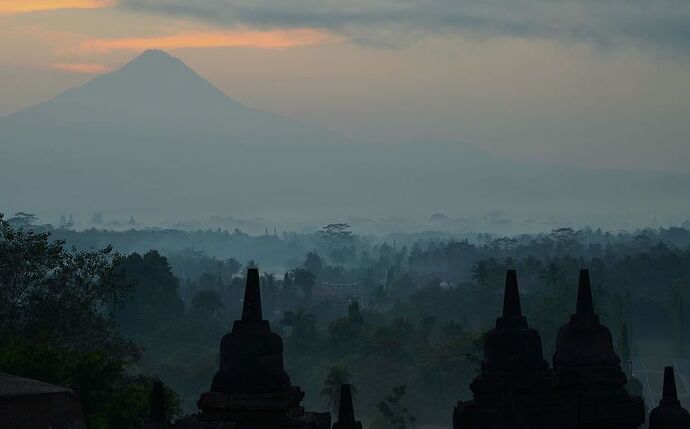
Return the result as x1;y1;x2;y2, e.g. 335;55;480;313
115;251;185;336
292;268;316;299
471;260;490;286
304;251;323;277
0;213;180;427
192;289;225;318
224;257;242;278
376;384;416;429
7;212;37;228
540;261;565;288
370;285;389;310
321;364;355;413
280;308;317;345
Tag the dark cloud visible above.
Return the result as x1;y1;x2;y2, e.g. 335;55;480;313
120;0;690;50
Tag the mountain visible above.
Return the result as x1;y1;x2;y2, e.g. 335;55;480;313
1;50;689;230
1;50;333;145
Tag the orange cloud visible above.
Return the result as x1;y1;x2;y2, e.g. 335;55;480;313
51;63;110;74
0;0;114;14
79;29;344;52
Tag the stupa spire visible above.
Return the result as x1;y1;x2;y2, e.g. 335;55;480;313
199;268;330;428
242;268;263;321
150;381;166;423
662;366;679;403
553;270;644;428
575;270;595;318
143;380;168;428
333;384;361;429
503;270;522;318
454;270;561;429
649;365;690;429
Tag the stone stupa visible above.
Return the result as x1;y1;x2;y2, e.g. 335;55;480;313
649;366;690;429
453;270;575;428
332;384;362;429
175;268;330;429
552;270;645;429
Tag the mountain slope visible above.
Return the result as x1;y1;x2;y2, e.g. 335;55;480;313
1;50;689;229
1;50;335;145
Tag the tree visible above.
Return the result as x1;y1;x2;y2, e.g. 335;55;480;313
551;227;580;254
320;224;355;264
417;315;436;346
304;252;323;277
280;308;317;345
320;223;353;244
283;271;293;289
618;322;632;377
0;213;180;428
320;364;355;413
376;384;416;429
224;257;242;278
6;211;38;228
347;300;364;326
197;272;223;291
539;261;565;288
370;285;389;310
115;251;185;336
262;272;278;316
0;213;133;353
192;289;225;318
281;271;298;304
471;260;490;286
292;268;316;299
678;298;686;356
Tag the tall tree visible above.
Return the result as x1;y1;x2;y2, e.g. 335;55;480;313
320;364;355;413
280;308;317;345
0;213;178;428
115;251;185;336
471;260;490;286
192;289;225;318
292;268;316;299
678;297;686;356
539;261;565;288
304;252;324;277
618;322;632;377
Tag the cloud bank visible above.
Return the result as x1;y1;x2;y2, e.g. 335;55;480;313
0;0;113;15
120;0;690;50
51;62;111;73
79;29;342;52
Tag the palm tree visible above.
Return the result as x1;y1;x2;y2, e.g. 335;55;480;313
192;289;225;317
320;364;356;413
471;260;490;286
292;268;316;299
539;261;564;287
262;272;276;286
280;308;317;342
370;285;389;310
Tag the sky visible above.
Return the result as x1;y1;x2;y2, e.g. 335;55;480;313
1;0;689;172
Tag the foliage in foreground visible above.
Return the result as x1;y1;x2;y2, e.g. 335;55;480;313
0;214;180;428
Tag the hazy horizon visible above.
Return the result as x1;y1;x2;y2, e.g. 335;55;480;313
2;49;690;233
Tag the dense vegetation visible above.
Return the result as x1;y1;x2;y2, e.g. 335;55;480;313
3;212;690;427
